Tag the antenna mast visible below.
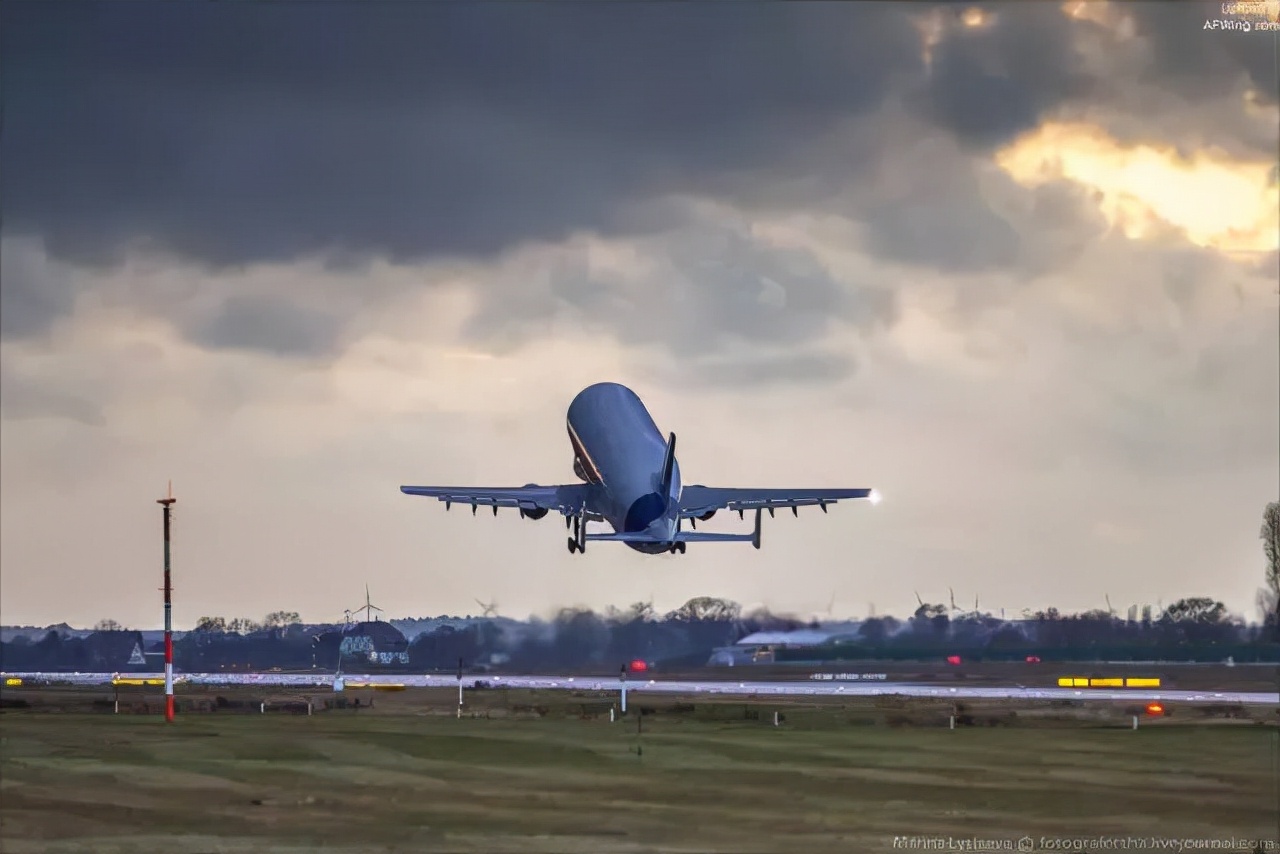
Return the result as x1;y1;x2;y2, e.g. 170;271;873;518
156;481;177;724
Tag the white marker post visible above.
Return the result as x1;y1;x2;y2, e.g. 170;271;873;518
620;664;628;714
457;657;464;711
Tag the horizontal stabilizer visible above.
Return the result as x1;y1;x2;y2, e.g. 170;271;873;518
584;531;665;543
674;531;755;544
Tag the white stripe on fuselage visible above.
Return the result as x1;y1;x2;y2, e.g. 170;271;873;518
566;419;607;487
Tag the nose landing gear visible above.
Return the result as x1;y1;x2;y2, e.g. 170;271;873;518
668;542;686;554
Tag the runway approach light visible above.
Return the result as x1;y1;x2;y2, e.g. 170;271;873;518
1145;703;1165;716
868;489;882;505
629;659;648;672
946;655;962;666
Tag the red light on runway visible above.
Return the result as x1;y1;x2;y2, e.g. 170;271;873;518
1025;656;1041;663
629;659;648;672
946;656;962;666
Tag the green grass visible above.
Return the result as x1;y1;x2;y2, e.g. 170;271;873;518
1;712;1277;853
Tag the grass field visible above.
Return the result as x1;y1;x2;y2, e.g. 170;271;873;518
2;690;1278;853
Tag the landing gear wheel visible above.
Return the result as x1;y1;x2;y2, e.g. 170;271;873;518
677;542;686;554
567;537;578;554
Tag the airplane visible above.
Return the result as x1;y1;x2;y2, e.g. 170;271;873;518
400;381;879;555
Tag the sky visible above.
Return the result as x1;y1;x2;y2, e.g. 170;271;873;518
1;1;1277;630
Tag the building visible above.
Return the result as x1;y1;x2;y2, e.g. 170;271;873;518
339;621;410;666
707;622;864;666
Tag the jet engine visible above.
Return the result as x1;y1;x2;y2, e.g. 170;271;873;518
518;483;549;520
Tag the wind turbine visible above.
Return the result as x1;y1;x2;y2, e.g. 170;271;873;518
351;585;384;623
474;598;499;619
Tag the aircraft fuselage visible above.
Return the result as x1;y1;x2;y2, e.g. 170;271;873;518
566;382;681;553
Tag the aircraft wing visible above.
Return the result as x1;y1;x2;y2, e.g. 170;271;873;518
400;484;590;516
679;486;879;518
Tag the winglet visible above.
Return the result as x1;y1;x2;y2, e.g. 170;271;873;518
658;432;677;498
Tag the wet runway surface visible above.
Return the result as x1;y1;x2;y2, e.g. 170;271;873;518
6;671;1276;704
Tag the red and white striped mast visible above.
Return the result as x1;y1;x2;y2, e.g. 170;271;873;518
157;481;177;723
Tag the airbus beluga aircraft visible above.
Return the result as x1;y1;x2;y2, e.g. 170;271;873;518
401;382;880;554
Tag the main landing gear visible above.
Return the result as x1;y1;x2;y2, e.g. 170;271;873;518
668;542;686;554
567;513;586;554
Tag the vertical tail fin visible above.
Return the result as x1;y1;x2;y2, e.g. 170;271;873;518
658;432;677;499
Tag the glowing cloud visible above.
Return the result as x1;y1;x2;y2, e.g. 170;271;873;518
995;121;1279;254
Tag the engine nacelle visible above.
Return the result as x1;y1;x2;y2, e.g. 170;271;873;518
698;510;717;521
518;483;548;520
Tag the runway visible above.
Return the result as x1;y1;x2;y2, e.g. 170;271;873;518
5;671;1276;704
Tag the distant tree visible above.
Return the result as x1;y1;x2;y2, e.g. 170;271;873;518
1160;597;1236;645
226;617;262;635
194;616;227;633
549;608;610;667
263;611;301;629
624;601;656;623
909;603;949;642
93;619;122;632
1161;597;1228;624
986;625;1029;650
857;617;892;646
1261;502;1280;636
665;597;742;623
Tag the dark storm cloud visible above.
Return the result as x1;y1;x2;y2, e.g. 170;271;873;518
916;4;1094;151
3;0;1273;355
184;296;344;358
460;212;896;377
1128;1;1278;106
1;1;922;275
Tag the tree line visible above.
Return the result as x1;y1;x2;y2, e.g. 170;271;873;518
4;594;1277;673
5;501;1277;672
